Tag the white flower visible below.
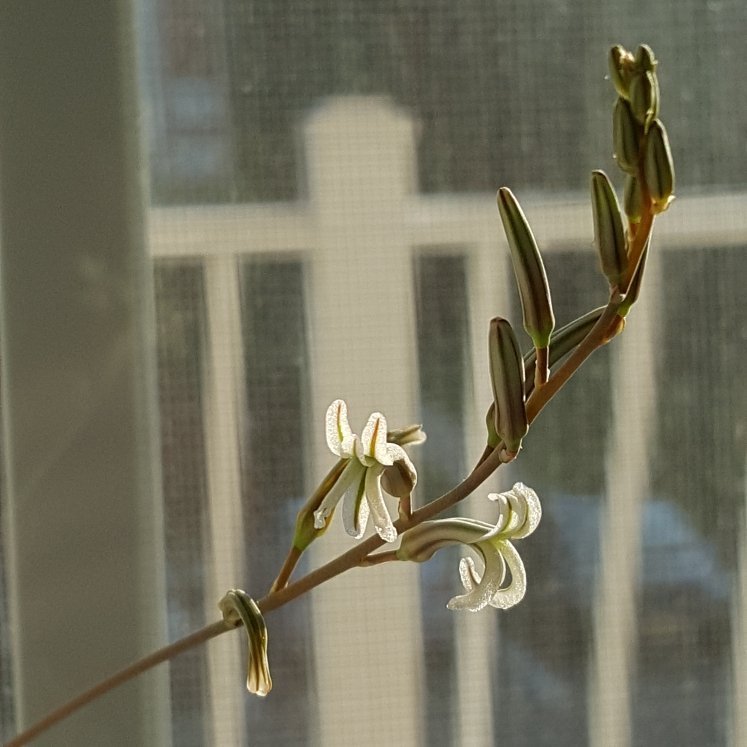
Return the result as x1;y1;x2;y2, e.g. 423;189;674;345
396;483;541;611
313;400;421;543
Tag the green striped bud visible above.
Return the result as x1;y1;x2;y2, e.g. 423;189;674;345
634;44;657;73
608;45;634;99
624;174;643;223
643;119;675;212
219;590;272;696
629;71;658;128
591;170;629;287
613;98;641;174
489;317;528;458
485;402;500;449
497;188;555;349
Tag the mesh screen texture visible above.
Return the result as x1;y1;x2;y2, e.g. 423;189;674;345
142;2;746;745
3;2;741;745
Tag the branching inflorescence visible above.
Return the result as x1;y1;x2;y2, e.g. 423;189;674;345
5;43;674;747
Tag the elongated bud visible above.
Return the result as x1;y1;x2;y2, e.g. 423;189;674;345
489;317;528;458
634;44;657;72
629;71;658;128
496;188;555;349
624;174;643;223
591;170;629;287
608;45;634;99
219;590;272;696
485;402;500;448
613;98;641;174
643;119;675;212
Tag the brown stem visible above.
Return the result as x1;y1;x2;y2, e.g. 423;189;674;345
4;620;230;747
6;283;640;747
269;545;303;593
358;550;399;567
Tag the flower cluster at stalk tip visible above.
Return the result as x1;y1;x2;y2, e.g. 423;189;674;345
396;483;542;611
313;399;425;543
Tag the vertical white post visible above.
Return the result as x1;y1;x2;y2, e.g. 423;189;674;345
201;256;247;745
0;3;171;744
588;251;662;747
304;97;424;747
453;236;511;747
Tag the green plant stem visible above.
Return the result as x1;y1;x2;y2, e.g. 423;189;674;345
5;252;650;747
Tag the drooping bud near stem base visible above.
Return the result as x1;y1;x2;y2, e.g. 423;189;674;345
219;590;272;697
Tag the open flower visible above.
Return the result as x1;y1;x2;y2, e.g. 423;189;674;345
396;483;541;611
313;400;422;543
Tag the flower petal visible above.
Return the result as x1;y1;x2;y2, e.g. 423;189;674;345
396;518;493;563
342;467;369;539
358;412;392;466
488;540;527;609
487;482;542;539
447;543;507;612
507;483;542;539
326;400;356;457
364;465;397;542
313;458;363;529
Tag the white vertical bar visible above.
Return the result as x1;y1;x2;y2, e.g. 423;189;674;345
304;97;424;747
201;255;247;746
589;251;662;747
453;237;512;747
731;452;747;747
0;3;172;744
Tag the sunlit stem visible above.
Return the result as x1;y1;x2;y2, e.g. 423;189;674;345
534;345;549;388
398;492;412;523
269;546;303;593
358;550;399;567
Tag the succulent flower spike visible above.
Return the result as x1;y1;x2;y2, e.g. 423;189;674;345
313;400;423;543
591;170;629;288
489;318;528;460
397;483;542;611
219;590;272;696
497;187;556;351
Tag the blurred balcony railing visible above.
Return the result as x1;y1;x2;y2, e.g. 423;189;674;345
149;96;747;747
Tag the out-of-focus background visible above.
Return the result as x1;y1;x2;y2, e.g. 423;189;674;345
1;2;745;745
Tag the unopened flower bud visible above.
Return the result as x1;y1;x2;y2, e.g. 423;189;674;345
613;98;641;174
643;119;675;212
496;188;555;350
634;44;657;72
629;71;658;128
381;459;417;499
624;174;643;223
608;45;634;99
591;170;629;287
219;590;272;697
489;317;528;458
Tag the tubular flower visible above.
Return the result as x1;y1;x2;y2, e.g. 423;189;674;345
313;400;423;543
396;483;542;611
